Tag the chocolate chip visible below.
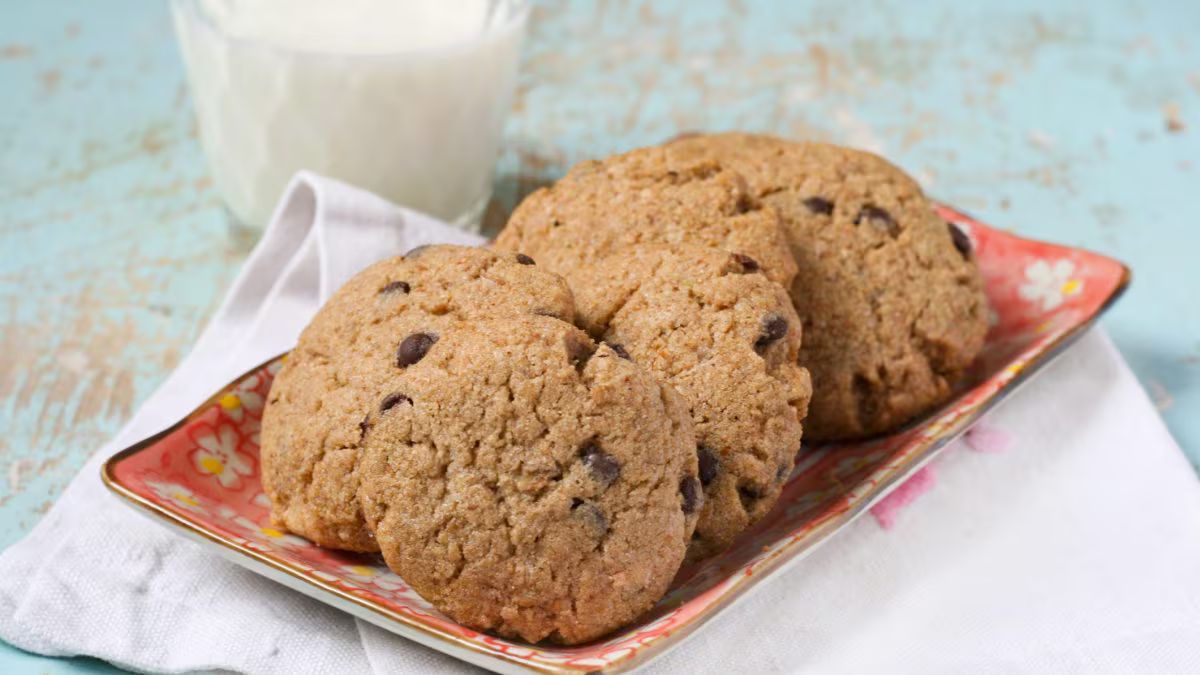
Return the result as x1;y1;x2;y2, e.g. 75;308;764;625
948;222;972;257
380;392;411;412
803;196;834;215
397;332;437;367
680;476;702;514
737;485;761;511
565;334;596;372
697;445;719;486
731;253;759;273
855;205;899;236
515;253;536;265
551;219;562;228
379;280;410;295
580;443;620;486
571;498;607;532
404;244;431;258
754;314;788;352
358;415;371;439
605;342;632;360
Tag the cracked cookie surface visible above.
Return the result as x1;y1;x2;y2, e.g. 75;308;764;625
356;317;698;644
260;245;575;552
576;245;812;561
667;133;988;440
492;144;798;294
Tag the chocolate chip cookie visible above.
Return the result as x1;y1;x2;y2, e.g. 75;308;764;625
575;245;812;561
667;133;988;440
261;245;575;552
356;317;699;644
492;144;798;294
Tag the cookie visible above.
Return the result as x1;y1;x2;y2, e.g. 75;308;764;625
492;144;798;295
667;133;989;440
576;245;812;561
260;245;575;552
356;317;699;644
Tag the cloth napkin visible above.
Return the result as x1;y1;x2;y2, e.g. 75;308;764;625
2;173;1199;674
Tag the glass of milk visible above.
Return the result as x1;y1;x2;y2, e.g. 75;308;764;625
172;0;528;238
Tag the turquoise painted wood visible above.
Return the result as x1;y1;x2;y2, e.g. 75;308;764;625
2;0;1197;671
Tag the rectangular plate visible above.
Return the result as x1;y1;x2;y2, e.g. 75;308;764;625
103;206;1129;674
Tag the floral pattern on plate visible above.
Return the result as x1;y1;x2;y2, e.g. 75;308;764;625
104;206;1129;674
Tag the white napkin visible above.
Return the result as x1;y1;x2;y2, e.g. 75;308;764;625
2;173;1199;674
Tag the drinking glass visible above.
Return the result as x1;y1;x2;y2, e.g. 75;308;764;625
172;0;529;240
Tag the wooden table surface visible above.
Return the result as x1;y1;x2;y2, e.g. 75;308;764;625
2;0;1198;671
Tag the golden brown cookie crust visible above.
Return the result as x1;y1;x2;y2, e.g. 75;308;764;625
576;245;812;561
668;133;989;440
260;245;576;552
492;144;798;296
357;317;699;644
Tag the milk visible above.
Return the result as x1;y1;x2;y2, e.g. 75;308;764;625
172;0;527;233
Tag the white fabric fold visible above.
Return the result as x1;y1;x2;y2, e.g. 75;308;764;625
1;172;1198;674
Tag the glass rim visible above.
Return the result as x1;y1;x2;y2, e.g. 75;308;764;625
172;0;530;60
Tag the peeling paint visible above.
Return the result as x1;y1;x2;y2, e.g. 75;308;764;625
0;43;32;60
1163;102;1186;133
1027;130;1057;150
37;69;62;96
6;459;34;495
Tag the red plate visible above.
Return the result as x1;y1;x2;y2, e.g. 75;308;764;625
104;206;1129;674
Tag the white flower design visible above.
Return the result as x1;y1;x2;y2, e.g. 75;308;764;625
217;381;265;423
241;417;262;448
218;506;309;550
191;423;254;488
145;479;205;513
340;563;408;592
1019;259;1083;311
